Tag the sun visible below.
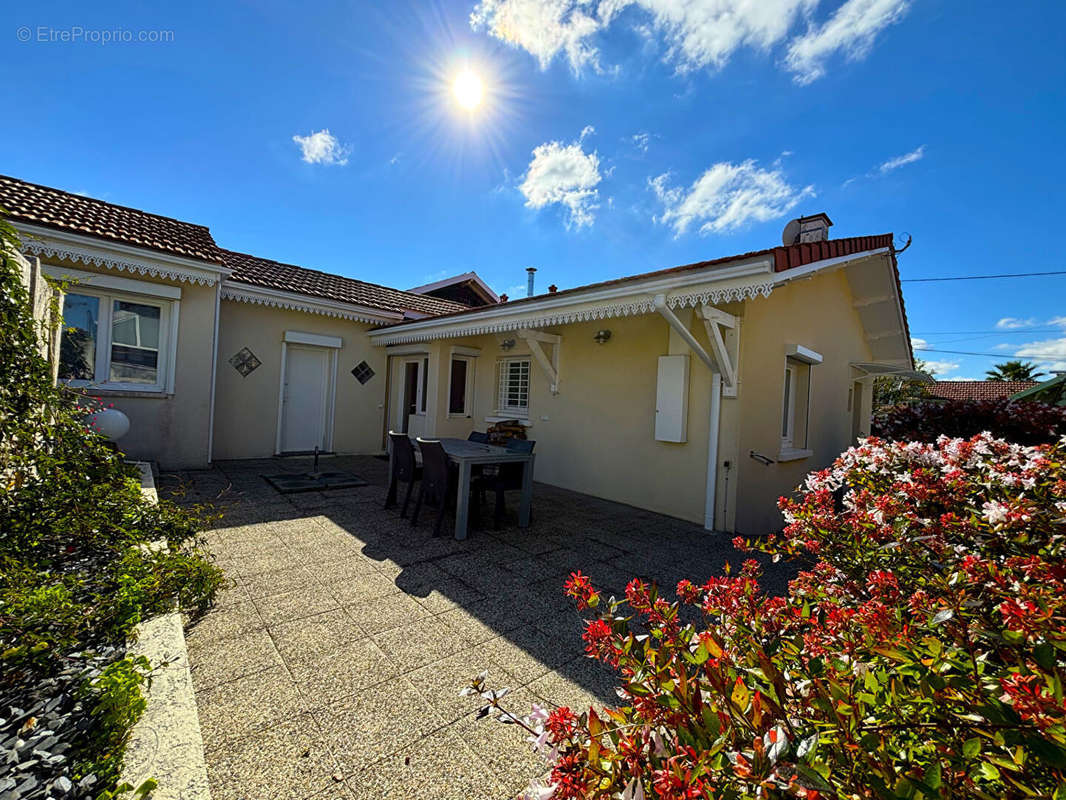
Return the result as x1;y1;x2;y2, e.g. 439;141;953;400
452;69;484;111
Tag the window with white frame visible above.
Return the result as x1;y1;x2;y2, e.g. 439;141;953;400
58;290;175;392
496;358;530;418
781;346;818;453
448;355;475;416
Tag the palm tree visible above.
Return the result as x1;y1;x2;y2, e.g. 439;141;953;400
985;360;1045;382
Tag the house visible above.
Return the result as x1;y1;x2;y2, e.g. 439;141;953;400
2;175;916;534
929;380;1038;403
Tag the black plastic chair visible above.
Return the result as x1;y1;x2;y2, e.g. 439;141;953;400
474;439;535;529
411;438;483;536
385;432;421;518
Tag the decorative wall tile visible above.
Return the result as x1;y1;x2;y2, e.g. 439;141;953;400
229;347;261;377
351;361;375;384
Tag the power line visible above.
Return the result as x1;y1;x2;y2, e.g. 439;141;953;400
901;270;1066;283
915;347;1053;360
910;328;1064;335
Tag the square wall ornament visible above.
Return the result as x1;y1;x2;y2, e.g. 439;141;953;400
229;347;261;377
351;361;375;384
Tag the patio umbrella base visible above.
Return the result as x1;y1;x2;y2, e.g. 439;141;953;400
263;471;368;493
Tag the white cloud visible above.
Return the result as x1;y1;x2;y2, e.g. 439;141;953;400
1049;316;1066;327
922;360;959;376
785;0;911;85
1014;337;1066;373
471;0;907;83
910;337;928;350
630;132;651;153
877;144;925;174
650;159;814;237
519;133;604;229
579;124;595;141
470;0;604;71
292;129;350;166
996;316;1038;330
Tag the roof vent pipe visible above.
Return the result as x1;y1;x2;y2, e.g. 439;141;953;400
526;267;537;297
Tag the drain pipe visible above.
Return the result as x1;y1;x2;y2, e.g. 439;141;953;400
705;372;722;531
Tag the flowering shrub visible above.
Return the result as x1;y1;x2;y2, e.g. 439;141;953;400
469;433;1066;799
874;397;1066;445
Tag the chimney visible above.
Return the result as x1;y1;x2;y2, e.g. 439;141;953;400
499;293;508;303
548;284;557;294
797;213;833;243
526;267;537;297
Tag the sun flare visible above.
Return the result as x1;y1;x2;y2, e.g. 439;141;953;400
452;69;484;110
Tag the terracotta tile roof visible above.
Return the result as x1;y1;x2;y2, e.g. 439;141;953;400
376;232;902;329
0;174;224;264
929;381;1038;402
221;249;468;317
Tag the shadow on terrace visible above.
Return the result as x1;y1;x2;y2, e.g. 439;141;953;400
161;454;797;799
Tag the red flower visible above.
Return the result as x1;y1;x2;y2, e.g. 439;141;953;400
545;706;578;740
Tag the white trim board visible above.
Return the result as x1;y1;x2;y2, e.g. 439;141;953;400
222;281;403;325
16;223;229;286
43;264;182;299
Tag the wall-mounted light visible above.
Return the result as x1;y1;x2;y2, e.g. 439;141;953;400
593;329;612;345
500;338;516;351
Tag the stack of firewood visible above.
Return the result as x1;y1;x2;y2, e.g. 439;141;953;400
487;420;527;445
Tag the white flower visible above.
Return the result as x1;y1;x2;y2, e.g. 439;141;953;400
982;501;1009;525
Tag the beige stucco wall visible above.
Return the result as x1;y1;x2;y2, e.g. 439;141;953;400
731;269;874;535
44;257;218;470
401;313;722;525
398;267;874;534
212;302;386;460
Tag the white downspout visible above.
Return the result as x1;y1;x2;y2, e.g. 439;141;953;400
705;372;722;531
206;281;221;465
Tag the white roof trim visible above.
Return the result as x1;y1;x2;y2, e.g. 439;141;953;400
408;271;500;303
221;280;403;324
14;222;229;287
370;257;775;345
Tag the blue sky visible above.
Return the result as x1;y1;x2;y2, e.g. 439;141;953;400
4;0;1065;378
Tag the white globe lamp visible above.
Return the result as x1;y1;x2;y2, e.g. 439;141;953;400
89;408;131;442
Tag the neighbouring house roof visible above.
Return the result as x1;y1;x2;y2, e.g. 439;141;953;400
408;271;500;307
0;174;224;264
929;380;1038;402
221;249;469;317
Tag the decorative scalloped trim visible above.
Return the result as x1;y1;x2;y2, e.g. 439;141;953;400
376;280;775;345
221;286;385;324
20;239;221;286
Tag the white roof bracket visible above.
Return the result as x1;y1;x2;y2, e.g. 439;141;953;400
653;294;716;371
699;305;738;395
518;328;561;394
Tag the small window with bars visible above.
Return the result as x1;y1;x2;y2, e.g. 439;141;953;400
496;358;530;418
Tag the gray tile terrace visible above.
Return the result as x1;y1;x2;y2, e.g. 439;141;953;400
161;455;794;799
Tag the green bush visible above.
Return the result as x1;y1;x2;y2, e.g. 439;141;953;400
0;215;225;793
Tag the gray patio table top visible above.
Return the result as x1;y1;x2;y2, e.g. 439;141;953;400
407;437;535;540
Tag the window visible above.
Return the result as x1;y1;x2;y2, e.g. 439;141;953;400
496;358;530;418
420;357;428;413
58;290;174;392
781;356;813;454
448;356;474;416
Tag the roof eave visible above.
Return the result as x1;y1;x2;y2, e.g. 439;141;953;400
14;222;231;286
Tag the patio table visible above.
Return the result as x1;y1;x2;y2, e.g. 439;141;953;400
394;437;534;540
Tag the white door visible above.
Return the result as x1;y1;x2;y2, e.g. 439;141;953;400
280;345;331;453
